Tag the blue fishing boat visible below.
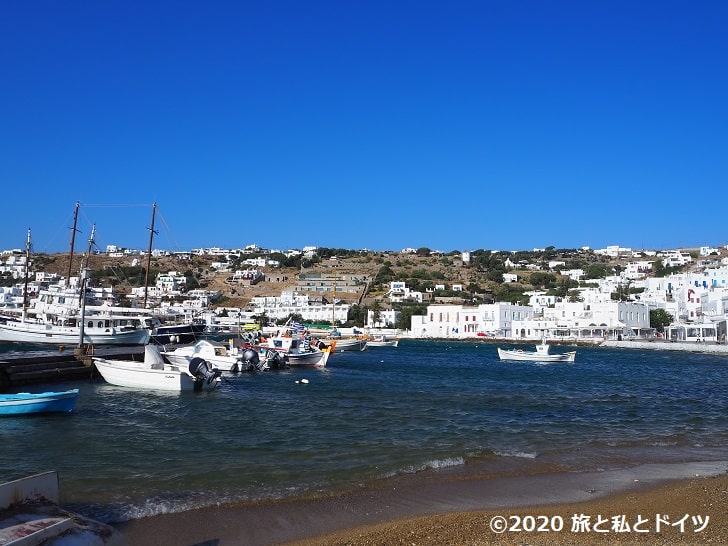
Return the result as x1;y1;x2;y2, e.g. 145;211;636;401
0;389;79;416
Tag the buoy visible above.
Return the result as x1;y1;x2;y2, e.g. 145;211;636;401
301;378;309;384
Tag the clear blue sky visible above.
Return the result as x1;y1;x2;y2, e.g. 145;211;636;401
2;1;727;255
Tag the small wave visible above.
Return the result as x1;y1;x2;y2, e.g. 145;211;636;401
386;457;466;477
79;486;307;523
493;449;538;459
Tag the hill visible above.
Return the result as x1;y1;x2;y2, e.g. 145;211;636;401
28;246;700;313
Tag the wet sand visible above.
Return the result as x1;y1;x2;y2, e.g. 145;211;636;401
114;461;728;546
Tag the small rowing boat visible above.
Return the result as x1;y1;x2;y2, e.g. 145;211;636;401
0;389;79;416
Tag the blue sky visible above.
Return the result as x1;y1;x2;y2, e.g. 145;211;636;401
2;1;727;255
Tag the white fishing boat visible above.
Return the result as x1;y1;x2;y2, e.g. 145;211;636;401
93;345;222;391
328;336;367;352
366;335;399;347
497;341;576;363
258;334;332;367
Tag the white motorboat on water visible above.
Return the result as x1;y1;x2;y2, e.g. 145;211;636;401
497;342;576;363
93;345;222;391
161;339;248;372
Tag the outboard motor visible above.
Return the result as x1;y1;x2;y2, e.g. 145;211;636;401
189;357;221;391
265;350;288;370
242;348;266;372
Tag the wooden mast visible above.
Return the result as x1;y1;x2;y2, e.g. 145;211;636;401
22;228;31;315
77;224;96;348
143;203;157;309
66;201;80;285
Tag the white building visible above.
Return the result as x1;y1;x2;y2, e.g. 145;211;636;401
366;308;399;328
387;281;423;303
249;291;350;324
410;302;533;338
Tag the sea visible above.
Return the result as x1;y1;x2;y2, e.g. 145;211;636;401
2;339;728;526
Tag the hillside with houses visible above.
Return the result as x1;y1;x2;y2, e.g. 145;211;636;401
1;242;727;343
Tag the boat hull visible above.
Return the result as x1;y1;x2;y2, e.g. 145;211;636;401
288;346;331;367
497;347;576;362
151;322;206;345
93;346;221;391
94;358;220;391
367;339;399;347
327;338;368;352
0;389;79;416
259;346;330;367
0;320;150;346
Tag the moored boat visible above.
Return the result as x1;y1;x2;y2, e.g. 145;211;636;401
93;345;222;391
0;225;151;347
366;335;399;347
161;339;246;372
497;341;576;363
0;388;79;416
150;319;206;345
258;334;332;367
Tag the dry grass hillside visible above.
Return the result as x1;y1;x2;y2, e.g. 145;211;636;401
32;247;701;310
34;251;475;309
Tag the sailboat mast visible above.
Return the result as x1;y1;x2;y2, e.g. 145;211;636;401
332;265;337;326
78;224;96;348
66;201;80;284
22;228;31;313
143;202;157;309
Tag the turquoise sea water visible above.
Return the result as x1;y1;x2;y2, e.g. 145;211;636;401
2;339;727;524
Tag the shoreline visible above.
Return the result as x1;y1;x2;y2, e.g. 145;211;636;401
113;460;728;546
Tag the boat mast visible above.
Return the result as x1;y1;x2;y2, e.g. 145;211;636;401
66;201;80;285
332;264;337;327
143;202;157;309
22;228;31;317
78;224;96;348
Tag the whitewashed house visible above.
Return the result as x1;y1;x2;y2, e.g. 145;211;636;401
410;302;534;338
387;281;423;303
366;308;399;328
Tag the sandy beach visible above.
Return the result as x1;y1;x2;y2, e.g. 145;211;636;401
114;461;728;546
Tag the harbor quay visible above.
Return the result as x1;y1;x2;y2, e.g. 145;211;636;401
0;345;145;390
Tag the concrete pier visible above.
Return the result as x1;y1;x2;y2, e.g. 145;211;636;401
601;339;728;354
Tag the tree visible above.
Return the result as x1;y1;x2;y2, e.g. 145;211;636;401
395;304;427;330
567;289;583;302
650;309;674;332
370;300;382;326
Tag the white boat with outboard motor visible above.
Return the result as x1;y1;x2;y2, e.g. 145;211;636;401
93;344;222;391
497;341;576;363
